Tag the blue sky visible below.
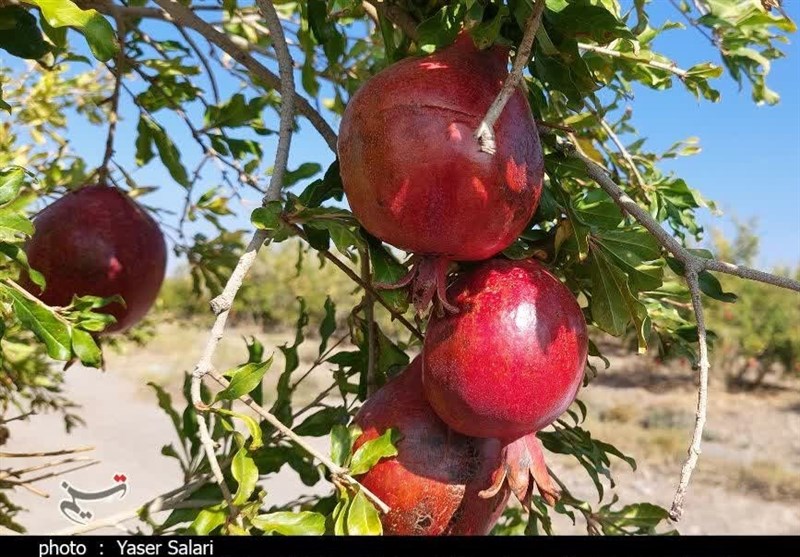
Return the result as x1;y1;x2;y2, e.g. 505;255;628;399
3;1;798;271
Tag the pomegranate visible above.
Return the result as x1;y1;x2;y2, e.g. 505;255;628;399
422;258;589;441
338;33;544;313
20;185;167;333
352;357;509;535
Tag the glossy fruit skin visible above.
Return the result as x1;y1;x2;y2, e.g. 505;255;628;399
422;258;589;440
353;357;509;535
338;33;543;262
20;185;167;333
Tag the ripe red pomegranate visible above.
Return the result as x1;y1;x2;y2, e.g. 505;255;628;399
338;33;544;313
20;185;167;333
422;258;589;441
353;357;509;535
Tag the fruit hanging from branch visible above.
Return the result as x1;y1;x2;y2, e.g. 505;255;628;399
352;357;510;535
422;258;589;441
338;33;544;314
19;185;167;334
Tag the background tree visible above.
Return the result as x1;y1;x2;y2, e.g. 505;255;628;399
0;0;798;535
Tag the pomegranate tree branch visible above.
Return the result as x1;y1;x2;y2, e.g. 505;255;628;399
559;138;800;521
474;0;545;155
669;270;709;521
183;0;298;517
206;370;391;514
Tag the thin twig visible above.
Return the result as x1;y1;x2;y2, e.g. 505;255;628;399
578;42;689;78
595;112;648;192
361;249;378;395
0;410;36;424
175;25;220;104
207;370;390;514
0;457;95;480
3;460;100;485
474;0;545;154
0;446;94;458
288;223;424;341
97;17;125;185
150;0;337;151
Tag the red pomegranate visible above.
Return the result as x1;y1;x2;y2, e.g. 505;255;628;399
422;258;588;441
338;33;544;313
352;357;509;535
20;185;167;333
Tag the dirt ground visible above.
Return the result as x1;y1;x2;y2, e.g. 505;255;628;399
3;322;799;535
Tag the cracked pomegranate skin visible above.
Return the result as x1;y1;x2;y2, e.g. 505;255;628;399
422;258;589;440
20;185;167;333
353;357;509;535
337;33;543;261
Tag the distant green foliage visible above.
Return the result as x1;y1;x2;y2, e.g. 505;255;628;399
705;222;799;386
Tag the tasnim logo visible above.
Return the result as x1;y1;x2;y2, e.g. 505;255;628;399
58;473;129;524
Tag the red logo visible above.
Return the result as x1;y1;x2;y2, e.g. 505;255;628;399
113;474;127;483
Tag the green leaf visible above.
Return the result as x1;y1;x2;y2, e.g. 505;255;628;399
589;249;650;351
26;0;118;61
283;162;322;188
71;329;101;368
1;283;71;361
594;229;664;292
598;501;670;535
551;1;634;45
0;7;49;60
416;2;467;53
697;270;737;303
349;428;400;476
0;212;34;241
318;296;337;356
366;237;410;313
147;381;182;436
211;408;264;451
189;504;226;535
330;423;360;468
135;116;189;188
0;243;45;289
231;446;258;505
253;511;325;536
0;167;26;206
204;93;271;131
251;201;284;232
294;406;348;437
215;356;273;401
345;489;382;535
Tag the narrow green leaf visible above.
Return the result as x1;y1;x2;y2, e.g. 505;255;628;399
231;446;258;505
349;428;400;476
71;329;101;368
294;406;348;437
1;283;71;360
330;424;360;468
345;489;382;535
215;356;273;402
0;167;26;206
147;381;182;436
318;297;336;356
189;504;226;535
253;511;325;536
